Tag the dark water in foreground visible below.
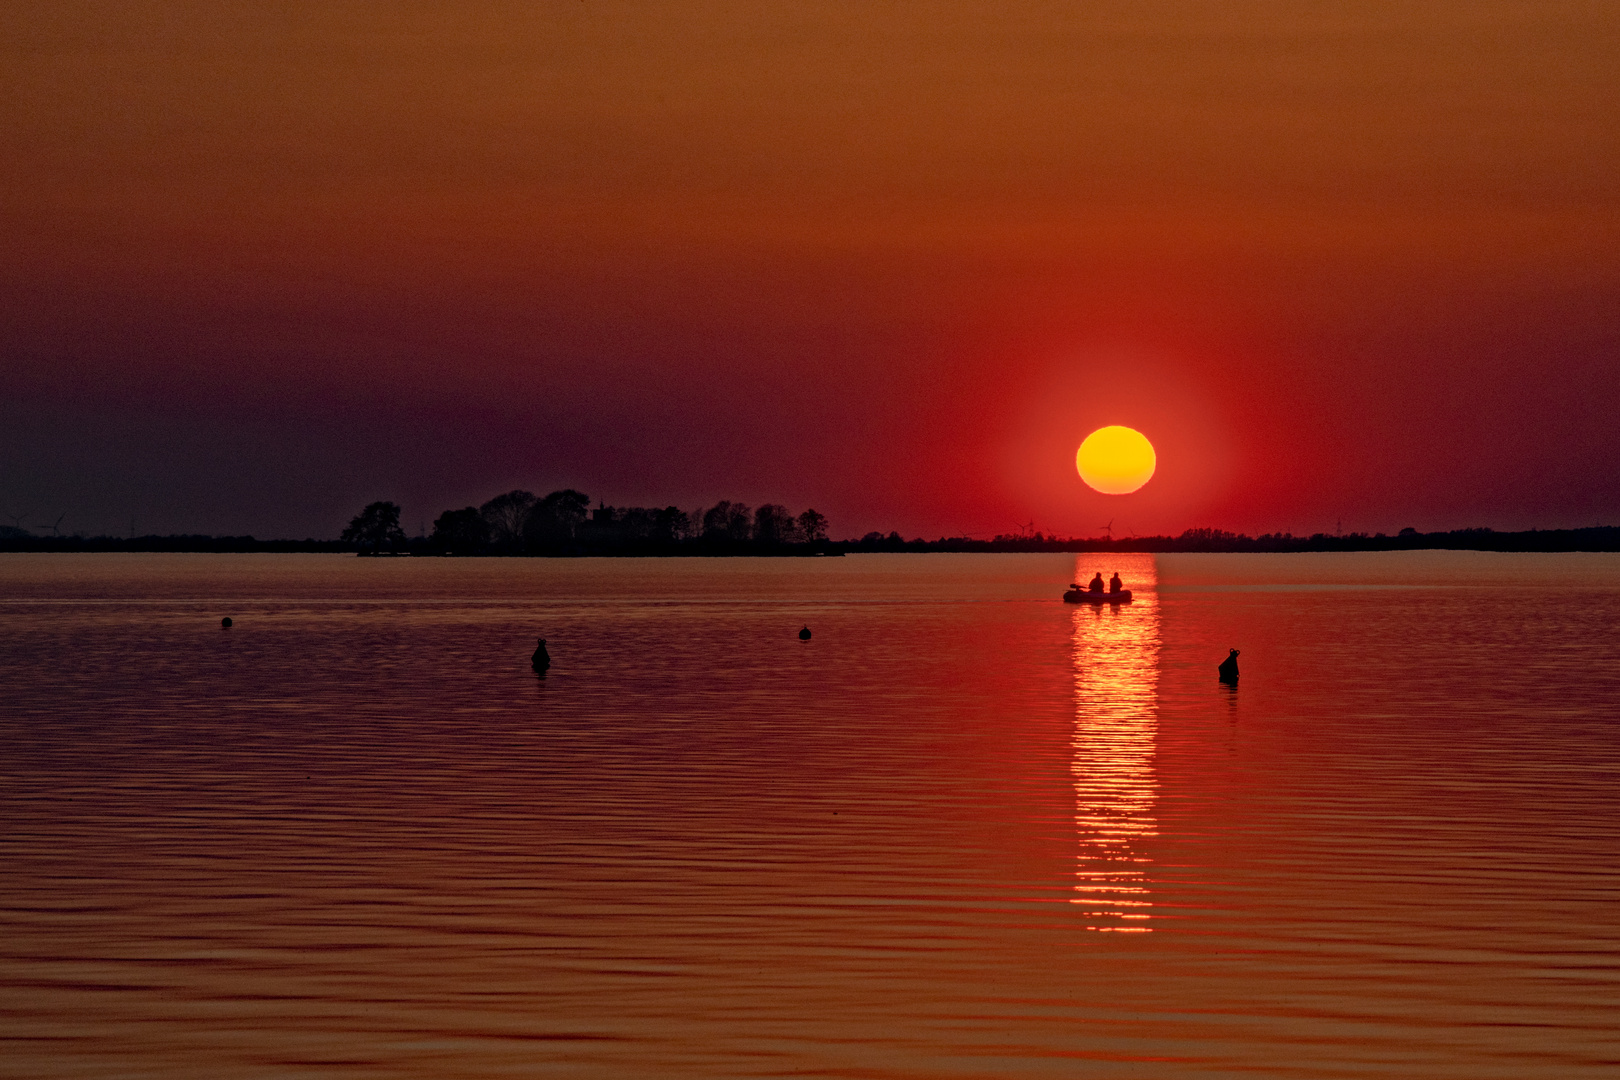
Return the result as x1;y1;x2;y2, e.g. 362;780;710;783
1;552;1617;1078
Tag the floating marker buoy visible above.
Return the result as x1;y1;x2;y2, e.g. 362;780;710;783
799;626;812;641
1218;648;1240;684
532;638;551;672
221;617;232;628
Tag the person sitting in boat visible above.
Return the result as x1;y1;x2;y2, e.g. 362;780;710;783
1088;572;1105;593
1108;572;1122;594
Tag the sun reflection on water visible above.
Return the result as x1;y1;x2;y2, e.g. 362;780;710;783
1070;557;1160;931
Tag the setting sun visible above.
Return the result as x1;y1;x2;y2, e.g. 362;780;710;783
1077;426;1156;494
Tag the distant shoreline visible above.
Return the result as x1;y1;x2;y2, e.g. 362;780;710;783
3;526;1619;555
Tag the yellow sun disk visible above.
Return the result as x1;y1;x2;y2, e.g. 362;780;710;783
1077;426;1156;494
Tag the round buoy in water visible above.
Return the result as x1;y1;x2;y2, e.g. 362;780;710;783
221;617;233;628
799;626;812;641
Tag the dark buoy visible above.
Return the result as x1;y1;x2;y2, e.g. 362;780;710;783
531;638;551;673
221;617;232;629
1217;648;1240;684
799;626;812;641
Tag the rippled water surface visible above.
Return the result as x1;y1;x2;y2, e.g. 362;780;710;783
2;552;1618;1078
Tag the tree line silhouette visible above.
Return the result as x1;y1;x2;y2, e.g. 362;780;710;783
334;495;1620;557
3;502;1617;555
343;491;831;555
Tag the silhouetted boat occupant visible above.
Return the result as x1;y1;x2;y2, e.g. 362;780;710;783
221;617;232;628
1218;648;1240;683
1088;572;1105;593
1108;572;1122;594
799;626;812;641
532;638;551;672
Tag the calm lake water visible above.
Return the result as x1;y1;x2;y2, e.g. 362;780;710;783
2;551;1618;1078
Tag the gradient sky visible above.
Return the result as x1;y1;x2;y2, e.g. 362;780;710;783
3;1;1618;539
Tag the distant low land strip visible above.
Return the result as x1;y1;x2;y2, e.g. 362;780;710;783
3;521;1619;556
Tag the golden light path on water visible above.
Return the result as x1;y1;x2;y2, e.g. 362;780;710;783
1070;556;1160;931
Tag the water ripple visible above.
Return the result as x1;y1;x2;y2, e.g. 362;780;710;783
1;552;1618;1077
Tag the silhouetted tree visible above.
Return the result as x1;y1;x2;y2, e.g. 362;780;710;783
1177;527;1239;551
617;506;652;540
797;508;828;543
480;490;537;553
753;504;794;545
342;501;407;554
630;507;677;542
429;507;488;555
856;530;906;551
702;501;753;543
523;489;591;551
701;501;733;540
655;506;692;543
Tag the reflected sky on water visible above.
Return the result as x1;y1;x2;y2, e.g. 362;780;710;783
2;551;1618;1078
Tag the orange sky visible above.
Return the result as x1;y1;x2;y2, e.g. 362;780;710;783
3;2;1618;537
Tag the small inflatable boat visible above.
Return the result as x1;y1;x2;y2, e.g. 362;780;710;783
1063;585;1132;604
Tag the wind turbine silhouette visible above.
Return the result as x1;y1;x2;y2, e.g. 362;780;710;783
45;513;65;537
1099;518;1114;541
